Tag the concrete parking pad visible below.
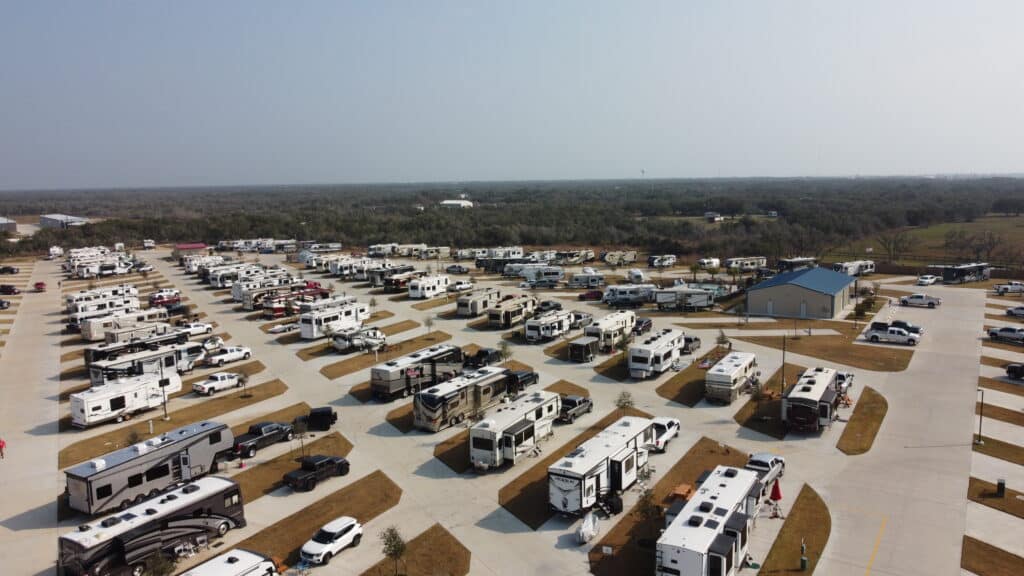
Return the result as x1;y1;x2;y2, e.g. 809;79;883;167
233;431;353;503
655;347;727;407
737;321;914;371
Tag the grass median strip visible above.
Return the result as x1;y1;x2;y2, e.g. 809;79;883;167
411;296;455;311
545;379;590;397
978;376;1024;398
320;331;452;380
967;477;1024;520
837;386;888;455
973;435;1024;467
758;484;831;574
594;353;630;381
733;363;807;440
361;523;470;576
235;469;402;569
379;319;420;336
58;378;288;468
385;402;415;434
233;431;353;504
655;347;727;407
434;430;471;473
498;407;652;530
543;339;570;361
60;348;85;363
737;321;914;372
961;536;1024;576
981;356;1011;368
977;402;1024;427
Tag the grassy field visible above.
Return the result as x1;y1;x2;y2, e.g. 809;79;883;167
837;386;888;455
737;321;914;372
961;536;1024;576
655;347;728;407
758;484;831;574
836;215;1024;266
361;523;470;576
733;363;807;440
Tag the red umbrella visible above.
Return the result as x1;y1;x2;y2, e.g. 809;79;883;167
770;479;782;502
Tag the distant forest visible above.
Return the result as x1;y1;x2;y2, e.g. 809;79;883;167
2;177;1024;264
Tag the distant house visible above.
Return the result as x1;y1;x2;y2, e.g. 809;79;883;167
766;210;779;218
0;216;16;234
172;242;209;260
745;267;855;319
440;199;473;209
40;213;88;229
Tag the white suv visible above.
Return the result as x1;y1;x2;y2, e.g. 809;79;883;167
181;321;214;336
300;516;363;565
916;275;939;286
192;372;240;395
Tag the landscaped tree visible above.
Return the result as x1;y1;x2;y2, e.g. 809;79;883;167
292;417;309;457
876;230;915;263
380;526;406;576
237;372;251;399
498;339;513;363
424;316;434;334
689;263;700;282
707;266;720;281
369;296;378;312
615;390;635;411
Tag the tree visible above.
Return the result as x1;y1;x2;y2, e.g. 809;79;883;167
424;316;434;334
689;263;700;282
498;339;513;363
876;230;915;263
238;372;251;399
972;231;1002;262
706;266;720;281
615;390;635;411
716;328;730;347
292;417;309;457
636;488;661;530
146;553;178;576
369;296;378;311
380;525;406;576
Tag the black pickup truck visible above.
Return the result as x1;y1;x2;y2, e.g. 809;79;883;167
464;347;501;369
506;370;539;394
558;395;593;423
283;455;350;491
234;421;294;458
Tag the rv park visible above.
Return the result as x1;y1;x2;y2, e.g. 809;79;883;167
0;238;1019;576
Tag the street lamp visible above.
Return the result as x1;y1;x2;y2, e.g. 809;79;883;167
975;388;985;445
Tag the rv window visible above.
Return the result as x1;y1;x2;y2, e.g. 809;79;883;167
91;406;102;412
145;464;170;482
547;404;554;413
110;396;126;411
96;484;112;499
535;408;543;419
658;567;681;576
624;455;635;474
471;436;494;452
209;431;222;445
819;404;830;419
128;474;143;488
224;492;240;508
164;356;174;368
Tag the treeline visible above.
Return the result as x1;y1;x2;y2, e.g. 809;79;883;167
1;177;1022;260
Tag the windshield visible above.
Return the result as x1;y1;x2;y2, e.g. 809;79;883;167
312;529;335;544
419;394;444;410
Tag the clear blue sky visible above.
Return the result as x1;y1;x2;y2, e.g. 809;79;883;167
1;1;1021;190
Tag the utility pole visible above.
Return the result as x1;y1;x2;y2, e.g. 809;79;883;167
975;388;985;445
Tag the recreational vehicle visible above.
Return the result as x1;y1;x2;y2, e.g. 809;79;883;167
777;257;818;272
832;260;875;276
87;342;206;385
697;257;721;269
183;255;226;274
568;272;605;289
412;366;539;432
298;300;370;340
470;390;561;470
80;308;170;342
396;243;428;257
931;262;991;284
524;309;574;343
648;254;677;268
370;344;465;401
103;321;176;346
368;243;399;258
521;265;565;284
628;329;687;379
655;466;763;576
547;416;655;515
57;477;246;576
418;246;451;259
603;250;638;266
67;295;140;317
602;284;656;307
383;270;426;293
70;373;183;428
781;367;854;432
64;421;233;515
180;549;280;576
85;328;189;366
67;299;143;333
584;310;636;351
65;284;138;312
487;295;537;328
725;256;768;271
367;264;415;287
654;287;714;312
408;275;451;299
457;288;501;317
704;352;759;404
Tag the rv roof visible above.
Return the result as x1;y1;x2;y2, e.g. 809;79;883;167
629;328;686;354
471;390;559;432
88;341;203;369
658;465;760;554
374;344;458;370
784;367;837;402
420;366;508;397
178;549;273;576
707;352;757;380
70;373;172;401
549;416;653;476
65;421;227;479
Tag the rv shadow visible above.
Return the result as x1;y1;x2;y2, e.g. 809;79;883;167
24;418;65;437
367;420;408;438
473;505;535;535
412;454;463;480
0;498;60;531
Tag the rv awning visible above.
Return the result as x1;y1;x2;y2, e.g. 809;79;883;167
725;512;750;532
570;336;598;346
504;418;534;437
821;387;838;404
709;533;737;557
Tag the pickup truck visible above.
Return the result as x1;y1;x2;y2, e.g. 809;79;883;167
1006;364;1024;380
283;455;350;492
558;395;593;423
864;326;919;346
234;421;294;458
988;326;1024;345
994;281;1024;295
464;347;501;369
683;335;702;354
900;293;941;308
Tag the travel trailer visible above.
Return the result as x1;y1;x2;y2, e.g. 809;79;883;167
183;255;226;274
179;550;280;576
396;243;428;257
65;284;138;312
367;264;415;287
781;366;854;432
70;373;183;428
654;287;714;312
487;295;538;328
470;390;561;470
777;257;818;272
85;328;189;366
370;344;465;401
602;284;656;307
412;367;539;432
832;260;875;276
457;288;502;317
628;329;687;379
697;257;721;269
80;308;170;342
408;275;451;299
521;265;565;284
524;309;574;343
384;270;427;293
368;243;399;257
64;420;233;515
418;246;451;259
66;299;142;333
704;352;759;404
102;321;177;346
725;256;768;271
584;310;636;352
298;300;370;340
568;272;605;289
655;466;763;576
648;254;677;268
548;416;655;516
87;342;207;385
603;250;637;266
67;295;140;317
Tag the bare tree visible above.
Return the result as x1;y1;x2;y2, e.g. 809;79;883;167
876;230;915;263
615;391;635;411
972;231;1002;262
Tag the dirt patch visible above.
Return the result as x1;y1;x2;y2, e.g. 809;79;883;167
498;407;652;530
434;430;471;474
59;365;89;382
234;431;353;504
60;348;85;363
986;312;1024;325
360;523;470;576
545;379;590;397
58;378;288;469
320;331;452;380
837;386;888;455
973;435;1024;467
588;437;747;576
737;321;914;372
978;376;1024;398
467;317;500;331
733;363;807;440
385;402;415;434
437;307;460;320
593;353;630;382
758;484;831;575
379;319;420;336
961;536;1024;576
543;340;570;361
977;402;1024;428
655;347;728;407
235;470;402;569
981;356;1010;368
348;381;373;403
982;338;1024;355
411;296;455;311
501;359;533;373
967;477;1024;520
296;341;335;361
366;309;395;324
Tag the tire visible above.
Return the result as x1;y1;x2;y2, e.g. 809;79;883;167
217;521;230;536
285;432;294;441
207;389;214;396
218;360;225;367
449;416;460;428
211;460;220;473
569;414;575;424
588;404;593;413
206;327;213;334
134;494;145;505
870;336;879;343
116;414;124;423
243;353;251;360
119;499;132;511
322;552;332;565
351;534;362;547
130;562;147;576
246;446;256;459
928;302;935;308
908;340;917;346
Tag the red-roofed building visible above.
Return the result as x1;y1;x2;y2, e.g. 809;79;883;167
172;242;209;260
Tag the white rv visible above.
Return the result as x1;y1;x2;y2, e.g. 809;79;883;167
548;416;654;515
584;310;636;351
87;342;207;385
628;328;687;379
65;284;138;312
648;254;677;268
298;300;370;340
396;243;428;257
602;284;656;307
654;287;714;312
704;352;758;404
70;373;183;428
568;272;605;289
521;266;565;284
67;294;140;316
103;322;176;345
470;391;561;470
524;309;574;343
697;257;721;269
67;299;143;333
179;549;280;576
832;260;875;276
457;288;502;317
80;308;170;342
413;366;537;432
487;295;537;328
408;275;451;299
368;243;399;258
725;256;767;271
655;465;763;576
419;246;451;259
781;366;854;432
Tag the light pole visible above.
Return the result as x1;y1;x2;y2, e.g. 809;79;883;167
975;388;985;445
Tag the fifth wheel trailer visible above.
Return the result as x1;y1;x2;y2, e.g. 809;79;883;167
781;366;854;432
704;352;759;404
412;366;539;432
457;288;501;317
628;328;687;379
70;373;183;428
370;344;465;401
524;309;573;343
470;390;560;470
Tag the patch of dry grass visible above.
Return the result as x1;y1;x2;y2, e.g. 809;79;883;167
978;376;1024;398
986;312;1024;325
973;435;1024;467
961;536;1024;576
977;402;1024;427
434;430;471;474
758;484;831;575
233;431;353;503
593;353;630;381
296;341;335;361
837;386;888;455
733;363;807;440
967;477;1024;520
320;331;452;380
500;359;533;373
361;523;470;576
348;381;373;403
385;402;415;434
411;296;455;311
545;379;590;397
379;319;420;336
655;347;728;407
737;321;914;372
543;339;570;361
981;356;1011;368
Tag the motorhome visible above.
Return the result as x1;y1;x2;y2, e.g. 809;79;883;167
85;328;189;366
655;466;763;576
368;243;399;257
396;243;428;257
553;249;595;265
930;262;992;284
212;265;264;289
548;416;655;515
602;284;656;307
418;246;451;259
524;309;574;343
832;260;875;276
70;372;183;428
330;256;373;277
298;300;370;340
80;308;170;342
58;477;246;576
584;310;637;351
487;295;538;328
502;262;544;277
367;264;416;287
654;287;714;312
648;254;677;268
457;288;502;317
87;342;206;385
725;256;768;271
521;266;565;284
412;366;539;432
697;257;721;269
408;275;451;299
781;366;854;432
470;390;561;470
568;272;605;289
179;549;280;576
183;255;226;274
384;270;427;293
370;344;465;401
603;250;637;266
628;328;687;379
777;257;818;272
704;352;759;404
64;420;233;515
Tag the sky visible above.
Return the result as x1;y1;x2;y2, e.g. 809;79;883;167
1;1;1022;190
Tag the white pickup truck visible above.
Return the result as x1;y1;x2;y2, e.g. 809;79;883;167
900;293;942;308
994;281;1024;295
865;326;919;346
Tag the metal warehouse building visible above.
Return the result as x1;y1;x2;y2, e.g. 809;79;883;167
0;216;15;234
40;213;88;229
745;267;855;320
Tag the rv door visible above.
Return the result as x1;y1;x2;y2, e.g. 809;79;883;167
179;450;192;481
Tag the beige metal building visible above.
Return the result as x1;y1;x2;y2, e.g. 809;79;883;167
745;267;854;320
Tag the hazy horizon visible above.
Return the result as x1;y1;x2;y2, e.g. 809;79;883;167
2;1;1022;190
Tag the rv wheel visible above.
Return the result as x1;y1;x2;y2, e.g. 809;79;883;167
119;500;131;511
116;414;124;424
130;562;147;576
217;521;230;536
449;416;459;428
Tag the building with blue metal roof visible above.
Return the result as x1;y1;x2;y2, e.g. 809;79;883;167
745;267;855;319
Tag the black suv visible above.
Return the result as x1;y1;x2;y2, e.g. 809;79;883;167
633;317;653;335
538;300;563;313
0;285;20;295
283;455;350;492
0;266;18;274
464;347;502;369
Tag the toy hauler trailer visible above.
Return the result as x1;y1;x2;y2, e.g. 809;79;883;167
370;344;465;401
487;295;538;328
457;288;502;317
87;342;207;386
470;390;560;470
70;372;183;428
408;275;451;299
568;272;605;288
931;262;992;284
67;295;140;316
654;287;714;312
298;300;370;340
548;416;655;515
832;260;875;276
781;366;854;432
86;327;189;365
628;328;687;379
524;309;573;343
80;307;170;342
584;310;636;352
704;352;759;404
725;256;768;271
64;420;233;514
413;366;540;432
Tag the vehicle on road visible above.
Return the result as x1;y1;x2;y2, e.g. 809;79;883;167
988;326;1024;344
300;516;363;565
1007;307;1024;318
283;455;350;492
558;395;593;423
448;279;474;292
268;322;299;334
900;293;941;308
193;372;241;395
865;325;919;345
446;264;470;274
578;289;603;301
994;281;1024;295
650;417;680;452
538;299;563;313
916;275;939;286
182;321;214;336
234;422;294;458
205;345;252;366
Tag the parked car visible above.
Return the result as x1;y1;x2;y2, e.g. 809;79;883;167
149;291;181;307
916;275;939;286
446;264;470;275
578;290;603;301
994;281;1024;295
0;285;21;295
0;299;9;310
988;326;1024;344
0;266;19;274
744;453;786;486
651;417;680;452
538;300;563;313
558;395;593;423
181;321;214;336
300;516;363;565
293;406;338;432
865;326;919;346
192;372;241;396
269;322;299;334
633;317;653;335
33;281;46;292
683;335;702;354
1007;307;1024;318
889;320;923;335
134;263;155;273
1006;364;1024;380
569;310;593;329
448;280;474;292
532;279;559;289
464;347;502;369
234;421;294;458
204;346;252;366
900;293;941;308
283;455;350;492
